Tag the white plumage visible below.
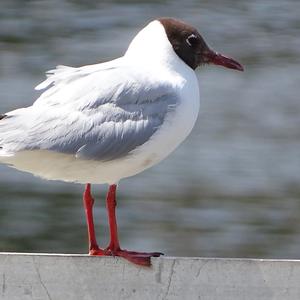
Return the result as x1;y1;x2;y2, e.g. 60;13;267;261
0;20;200;184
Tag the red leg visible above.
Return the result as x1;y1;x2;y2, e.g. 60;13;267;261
105;184;121;251
83;184;104;255
104;184;163;266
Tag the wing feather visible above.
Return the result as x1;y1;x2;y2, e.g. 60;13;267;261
0;61;179;161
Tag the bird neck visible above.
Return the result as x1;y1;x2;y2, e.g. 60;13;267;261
124;20;181;70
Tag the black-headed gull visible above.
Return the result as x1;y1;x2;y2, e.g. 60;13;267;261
0;18;243;266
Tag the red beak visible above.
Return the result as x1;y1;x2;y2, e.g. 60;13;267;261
204;50;244;71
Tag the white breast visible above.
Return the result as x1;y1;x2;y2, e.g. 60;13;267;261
127;66;200;174
85;62;200;184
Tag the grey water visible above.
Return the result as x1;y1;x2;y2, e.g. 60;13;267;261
0;0;299;258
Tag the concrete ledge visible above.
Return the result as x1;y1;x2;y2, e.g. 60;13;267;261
0;253;300;300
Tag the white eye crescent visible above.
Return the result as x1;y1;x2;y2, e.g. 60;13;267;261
186;34;198;47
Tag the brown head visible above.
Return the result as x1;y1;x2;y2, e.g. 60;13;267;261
159;18;244;71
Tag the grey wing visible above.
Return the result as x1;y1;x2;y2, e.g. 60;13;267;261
0;67;179;161
76;93;177;161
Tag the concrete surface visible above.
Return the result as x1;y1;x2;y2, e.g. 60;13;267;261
0;253;299;300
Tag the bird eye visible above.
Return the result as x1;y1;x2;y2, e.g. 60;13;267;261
186;34;198;47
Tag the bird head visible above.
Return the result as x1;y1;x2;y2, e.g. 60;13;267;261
126;17;244;72
159;18;244;71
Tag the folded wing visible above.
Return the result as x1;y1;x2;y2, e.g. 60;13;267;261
0;61;178;161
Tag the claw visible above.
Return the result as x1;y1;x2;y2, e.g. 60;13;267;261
89;247;105;256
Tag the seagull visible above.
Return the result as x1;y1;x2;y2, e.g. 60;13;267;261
0;18;243;266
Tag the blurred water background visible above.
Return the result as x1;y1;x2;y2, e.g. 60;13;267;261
0;0;299;258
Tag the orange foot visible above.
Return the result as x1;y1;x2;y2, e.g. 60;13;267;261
105;247;163;267
89;246;163;266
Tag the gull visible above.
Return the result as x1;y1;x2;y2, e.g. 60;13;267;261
0;18;243;266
